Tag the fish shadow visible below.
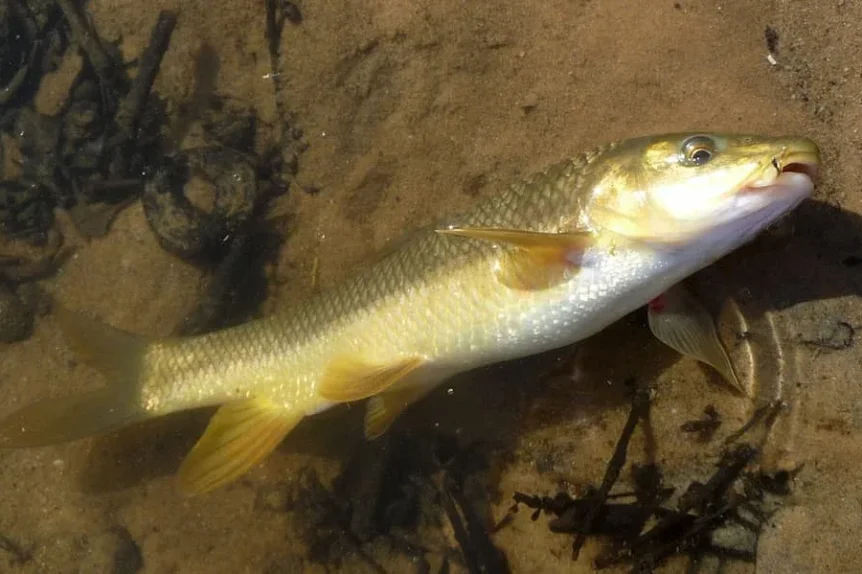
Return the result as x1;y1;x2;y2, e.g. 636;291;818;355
78;198;862;493
706;198;862;317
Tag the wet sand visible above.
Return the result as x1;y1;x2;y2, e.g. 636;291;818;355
1;0;861;572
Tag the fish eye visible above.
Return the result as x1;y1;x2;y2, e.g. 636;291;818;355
681;136;716;166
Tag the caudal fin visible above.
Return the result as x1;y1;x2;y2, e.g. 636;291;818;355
0;305;151;447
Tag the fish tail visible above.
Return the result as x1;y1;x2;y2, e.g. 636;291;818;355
0;305;151;448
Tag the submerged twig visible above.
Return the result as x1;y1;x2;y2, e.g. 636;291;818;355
114;11;176;141
440;474;511;574
110;10;177;177
513;385;789;572
606;445;759;570
55;0;115;80
724;400;784;444
571;381;652;559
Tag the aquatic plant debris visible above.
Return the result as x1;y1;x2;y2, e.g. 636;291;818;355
511;387;795;572
568;380;653;560
0;3;180;347
680;405;722;443
0;2;171;242
283;431;508;573
1;1;306;346
0;0;68;109
109;10;177;178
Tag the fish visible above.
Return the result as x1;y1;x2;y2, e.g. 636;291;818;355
0;132;821;495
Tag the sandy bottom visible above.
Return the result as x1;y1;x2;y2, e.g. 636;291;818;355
1;0;861;572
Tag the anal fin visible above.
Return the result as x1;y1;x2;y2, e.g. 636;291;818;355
364;384;433;439
436;227;592;290
177;397;302;495
318;355;424;403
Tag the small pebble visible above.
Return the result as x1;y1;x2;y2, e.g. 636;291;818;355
521;92;538;113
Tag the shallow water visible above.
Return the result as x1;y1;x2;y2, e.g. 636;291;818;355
1;1;861;572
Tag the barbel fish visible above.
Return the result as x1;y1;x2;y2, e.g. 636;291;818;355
0;132;820;495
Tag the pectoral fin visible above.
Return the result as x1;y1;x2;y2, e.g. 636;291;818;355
318;355;425;403
364;384;433;439
648;284;745;395
436;227;592;290
177;397;302;495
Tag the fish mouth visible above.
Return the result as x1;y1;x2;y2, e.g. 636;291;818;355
780;158;819;181
743;137;821;195
778;136;822;181
729;138;821;239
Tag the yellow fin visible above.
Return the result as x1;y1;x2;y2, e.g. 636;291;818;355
318;355;425;403
177;397;302;495
648;284;745;396
436;227;592;290
364;385;433;439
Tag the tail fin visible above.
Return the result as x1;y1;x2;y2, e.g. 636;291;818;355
0;306;151;448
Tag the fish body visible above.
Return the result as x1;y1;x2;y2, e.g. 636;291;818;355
0;132;820;494
144;156;687;415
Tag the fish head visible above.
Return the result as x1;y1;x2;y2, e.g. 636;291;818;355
584;133;821;249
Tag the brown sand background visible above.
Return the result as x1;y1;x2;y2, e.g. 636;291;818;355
1;0;861;572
